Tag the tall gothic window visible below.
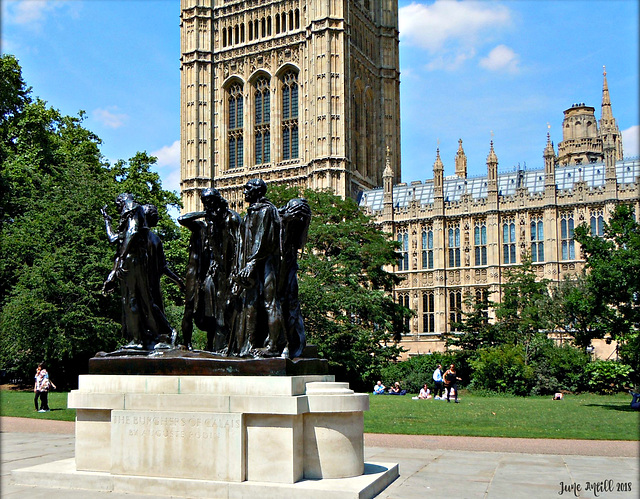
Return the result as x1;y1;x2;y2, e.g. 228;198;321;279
422;291;435;333
228;83;244;169
474;222;487;266
254;77;270;165
397;231;409;271
503;219;516;264
449;290;462;330
561;213;575;260
422;228;434;269
448;226;461;267
282;71;299;160
590;210;604;237
531;217;544;263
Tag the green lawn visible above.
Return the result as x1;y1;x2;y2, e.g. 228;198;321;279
0;391;76;421
365;392;640;441
2;390;638;440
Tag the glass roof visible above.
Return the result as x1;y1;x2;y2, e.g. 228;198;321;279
359;158;639;212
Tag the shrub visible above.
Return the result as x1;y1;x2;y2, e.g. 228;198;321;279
529;342;591;395
468;345;534;395
584;360;634;394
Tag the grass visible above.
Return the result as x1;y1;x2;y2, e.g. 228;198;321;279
0;390;76;422
365;391;640;441
1;389;638;441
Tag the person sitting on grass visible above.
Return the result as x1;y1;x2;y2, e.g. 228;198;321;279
418;384;432;399
373;381;386;395
388;382;407;395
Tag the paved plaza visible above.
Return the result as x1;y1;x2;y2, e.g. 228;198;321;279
1;417;638;499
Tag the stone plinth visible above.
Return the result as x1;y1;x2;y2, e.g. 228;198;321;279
21;374;398;498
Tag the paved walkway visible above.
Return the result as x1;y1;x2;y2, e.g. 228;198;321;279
2;417;638;498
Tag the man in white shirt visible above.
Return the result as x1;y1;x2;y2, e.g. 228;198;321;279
432;364;444;399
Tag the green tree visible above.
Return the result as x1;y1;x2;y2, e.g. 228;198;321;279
574;204;640;377
0;55;182;387
446;290;504;350
547;273;601;348
494;255;551;364
268;185;409;390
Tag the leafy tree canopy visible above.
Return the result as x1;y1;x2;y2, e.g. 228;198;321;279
574;204;640;376
0;54;182;387
268;185;409;390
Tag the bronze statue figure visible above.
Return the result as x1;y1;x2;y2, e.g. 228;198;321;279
229;179;285;357
178;188;240;352
278;198;311;358
101;194;174;350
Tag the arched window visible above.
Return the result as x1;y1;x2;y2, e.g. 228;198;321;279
234;25;239;44
502;219;516;263
282;71;299;160
254;77;270;165
289;10;294;30
397;231;409;271
295;9;300;29
281;12;287;31
240;24;245;43
222;28;227;47
474;221;487;265
448;226;461;267
422;228;434;269
561;213;575;260
267;16;272;36
261;18;266;37
531;216;544;262
422;292;435;333
248;20;253;41
254;20;259;39
275;15;280;33
228;83;244;169
227;27;233;45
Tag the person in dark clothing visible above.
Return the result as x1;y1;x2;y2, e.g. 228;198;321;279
443;364;461;403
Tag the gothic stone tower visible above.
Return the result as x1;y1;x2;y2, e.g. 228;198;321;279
180;0;401;213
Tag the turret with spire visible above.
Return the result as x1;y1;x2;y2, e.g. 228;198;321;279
383;145;395;220
599;66;624;161
455;139;467;178
543;128;557;202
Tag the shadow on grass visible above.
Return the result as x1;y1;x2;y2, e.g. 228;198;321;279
584;403;637;412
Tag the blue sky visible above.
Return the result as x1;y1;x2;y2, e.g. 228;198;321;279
2;0;638;195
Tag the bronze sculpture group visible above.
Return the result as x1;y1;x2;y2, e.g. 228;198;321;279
101;179;311;359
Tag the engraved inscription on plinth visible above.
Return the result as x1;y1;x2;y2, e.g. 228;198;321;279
111;411;244;482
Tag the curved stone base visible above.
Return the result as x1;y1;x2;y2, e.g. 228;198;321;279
65;374;388;492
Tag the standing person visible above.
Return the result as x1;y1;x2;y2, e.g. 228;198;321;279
433;364;444;399
443;364;461;403
34;363;55;412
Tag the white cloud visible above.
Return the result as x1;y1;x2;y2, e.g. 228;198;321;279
3;0;69;27
152;140;181;193
92;107;128;129
426;48;476;71
479;44;520;73
399;1;513;53
622;125;639;158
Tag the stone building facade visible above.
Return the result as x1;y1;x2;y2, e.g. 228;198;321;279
180;0;401;213
359;71;639;355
